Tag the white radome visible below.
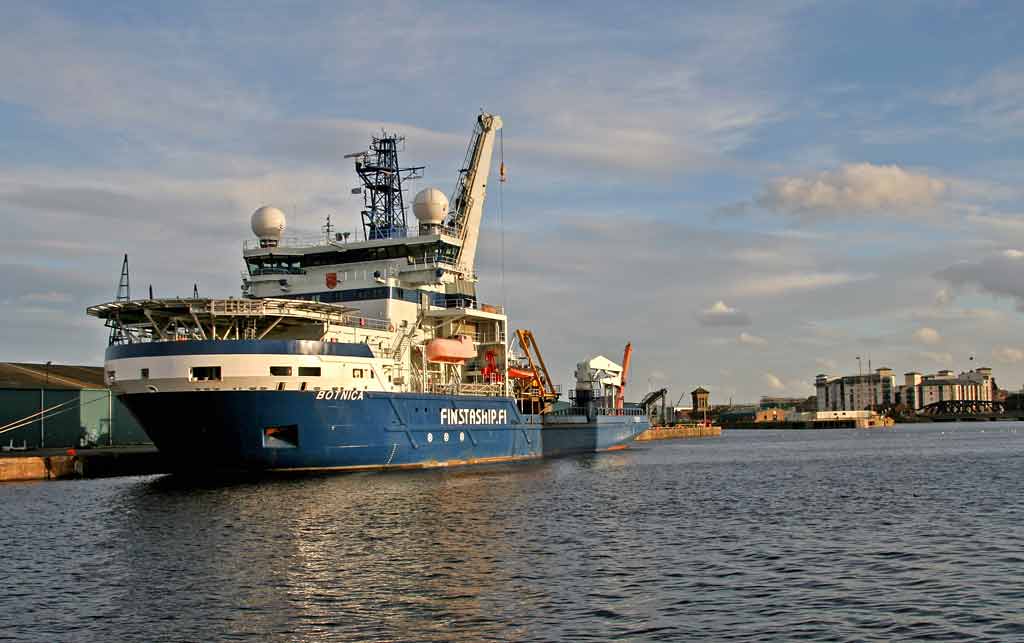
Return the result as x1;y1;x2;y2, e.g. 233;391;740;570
251;206;286;240
413;188;449;225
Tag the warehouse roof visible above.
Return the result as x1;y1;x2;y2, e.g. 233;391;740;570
0;362;105;390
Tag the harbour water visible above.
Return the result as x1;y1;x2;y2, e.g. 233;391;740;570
3;422;1022;642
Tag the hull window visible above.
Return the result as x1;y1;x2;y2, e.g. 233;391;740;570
140;368;149;379
270;366;292;376
298;366;321;377
189;366;222;382
263;425;299;448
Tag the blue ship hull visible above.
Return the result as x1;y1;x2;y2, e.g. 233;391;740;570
541;415;648;458
119;391;646;472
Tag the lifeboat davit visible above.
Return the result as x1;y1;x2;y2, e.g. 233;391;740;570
425;336;477;363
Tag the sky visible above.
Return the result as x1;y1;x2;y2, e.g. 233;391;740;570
1;0;1023;402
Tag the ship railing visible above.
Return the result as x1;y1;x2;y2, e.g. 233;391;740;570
428;382;505;397
341;315;391;331
472;331;507;344
549;406;645;417
401;257;460;272
436;224;462;239
597;407;646;416
243;232;362;250
249;267;307;276
441;298;504;315
549;406;589;417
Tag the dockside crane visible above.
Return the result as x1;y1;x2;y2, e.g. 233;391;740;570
641;387;669;425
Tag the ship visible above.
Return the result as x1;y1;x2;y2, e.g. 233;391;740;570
87;113;648;472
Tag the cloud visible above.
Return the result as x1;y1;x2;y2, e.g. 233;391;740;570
919;351;954;365
935;62;1024;137
935;249;1024;310
19;291;73;304
965;212;1024;241
934;288;952;306
910;306;1002;324
758;163;947;218
913;327;942;345
697;300;751;327
763;373;786;391
713;201;750;218
738;332;767;346
0;8;274;136
815;357;838;371
728;271;871;296
993;347;1024;364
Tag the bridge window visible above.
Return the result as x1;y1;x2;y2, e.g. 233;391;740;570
190;366;221;382
298;367;321;377
140;368;149;379
270;366;292;376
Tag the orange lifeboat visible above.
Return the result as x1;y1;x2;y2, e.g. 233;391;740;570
507;367;536;380
425;336;477;363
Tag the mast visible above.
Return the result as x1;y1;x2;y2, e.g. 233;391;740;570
353;133;424;240
106;254;132;345
449;112;503;275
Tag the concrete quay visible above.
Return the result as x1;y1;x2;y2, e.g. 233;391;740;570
0;446;168;482
636;425;722;441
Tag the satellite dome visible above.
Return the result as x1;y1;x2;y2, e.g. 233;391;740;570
251;206;286;243
413;188;449;225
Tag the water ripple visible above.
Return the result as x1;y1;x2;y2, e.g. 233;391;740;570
2;422;1023;641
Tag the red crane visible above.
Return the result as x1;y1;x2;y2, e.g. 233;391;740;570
615;342;633;412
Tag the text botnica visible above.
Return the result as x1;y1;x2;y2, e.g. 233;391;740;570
315;389;366;401
441;408;509;425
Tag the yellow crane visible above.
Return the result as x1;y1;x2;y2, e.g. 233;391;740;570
512;329;559;414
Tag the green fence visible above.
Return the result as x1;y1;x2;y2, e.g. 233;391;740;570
0;388;150;449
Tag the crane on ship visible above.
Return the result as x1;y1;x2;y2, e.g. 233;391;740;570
447;112;503;282
510;329;559;414
615;343;633;413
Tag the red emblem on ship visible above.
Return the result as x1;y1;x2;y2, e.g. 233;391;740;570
325;272;337;289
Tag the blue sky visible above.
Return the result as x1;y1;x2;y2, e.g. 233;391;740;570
2;1;1023;401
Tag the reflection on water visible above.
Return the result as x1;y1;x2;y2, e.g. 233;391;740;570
3;423;1024;642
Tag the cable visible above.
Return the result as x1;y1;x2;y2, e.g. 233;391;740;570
499;128;506;310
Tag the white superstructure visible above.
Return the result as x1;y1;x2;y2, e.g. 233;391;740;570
90;113;512;400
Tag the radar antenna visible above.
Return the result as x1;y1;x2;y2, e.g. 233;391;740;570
353;133;424;240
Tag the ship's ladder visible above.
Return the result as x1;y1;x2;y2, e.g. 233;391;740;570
391;333;410;361
243;317;258;340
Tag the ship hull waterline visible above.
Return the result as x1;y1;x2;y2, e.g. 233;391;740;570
119;391;647;473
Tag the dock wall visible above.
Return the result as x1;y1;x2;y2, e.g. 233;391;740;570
0;447;167;482
636;425;722;441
